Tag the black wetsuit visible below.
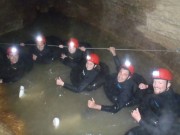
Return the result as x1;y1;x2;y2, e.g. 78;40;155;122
60;48;87;68
112;55;153;106
30;45;53;64
0;53;33;83
101;74;137;113
63;66;100;92
113;55;147;85
125;89;180;135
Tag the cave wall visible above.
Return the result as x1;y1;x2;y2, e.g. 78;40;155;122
0;0;23;35
0;0;179;80
0;0;179;49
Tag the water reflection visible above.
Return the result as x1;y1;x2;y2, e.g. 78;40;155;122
3;60;138;135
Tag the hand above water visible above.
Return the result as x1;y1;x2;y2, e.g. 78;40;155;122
56;77;64;86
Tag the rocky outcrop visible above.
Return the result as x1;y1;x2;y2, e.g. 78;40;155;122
0;86;25;135
0;1;23;35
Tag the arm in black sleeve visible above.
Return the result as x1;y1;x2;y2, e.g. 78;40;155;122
139;111;175;135
101;84;133;113
138;103;159;132
36;47;53;63
73;49;84;63
62;49;85;68
132;73;147;85
72;49;89;64
113;56;121;72
63;81;89;93
63;71;98;93
41;48;52;60
1;61;26;83
139;91;177;134
101;103;123;113
63;51;83;67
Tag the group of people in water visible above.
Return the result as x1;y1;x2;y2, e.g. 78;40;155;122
0;35;180;135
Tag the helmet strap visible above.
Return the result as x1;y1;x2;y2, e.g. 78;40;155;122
166;81;171;90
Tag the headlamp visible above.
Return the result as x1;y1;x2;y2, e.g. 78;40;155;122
152;71;159;77
124;60;131;67
36;35;43;42
86;55;91;60
69;41;75;48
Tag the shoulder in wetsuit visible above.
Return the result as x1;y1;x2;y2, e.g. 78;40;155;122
101;74;137;113
63;66;100;92
112;54;153;106
125;89;179;135
0;53;33;83
30;45;53;64
60;48;86;68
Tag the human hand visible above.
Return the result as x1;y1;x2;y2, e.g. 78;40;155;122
59;44;64;48
0;79;3;83
108;47;116;56
56;77;64;86
88;98;101;110
61;54;67;59
88;98;96;108
131;108;141;123
79;46;86;52
20;43;25;46
139;83;148;90
32;54;37;60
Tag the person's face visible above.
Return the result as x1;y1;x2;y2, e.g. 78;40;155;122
86;61;95;70
68;46;76;54
7;53;19;64
153;79;171;94
117;68;130;83
36;41;45;51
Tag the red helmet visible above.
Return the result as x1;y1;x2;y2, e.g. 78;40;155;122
121;60;135;75
67;38;79;48
7;47;19;55
86;53;100;65
36;35;46;44
152;68;173;81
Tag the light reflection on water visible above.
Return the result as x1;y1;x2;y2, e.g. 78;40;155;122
4;61;137;135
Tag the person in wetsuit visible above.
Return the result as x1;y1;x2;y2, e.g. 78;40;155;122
0;46;33;83
31;35;54;64
58;38;88;68
87;59;137;113
108;47;152;106
125;68;180;135
56;53;101;93
21;35;54;64
87;47;150;113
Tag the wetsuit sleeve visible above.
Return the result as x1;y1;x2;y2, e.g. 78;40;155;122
1;61;26;83
36;47;53;63
101;103;123;113
113;56;121;72
63;50;83;65
63;71;98;93
74;49;84;63
132;73;147;85
101;84;133;113
139;111;175;135
137;102;160;134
